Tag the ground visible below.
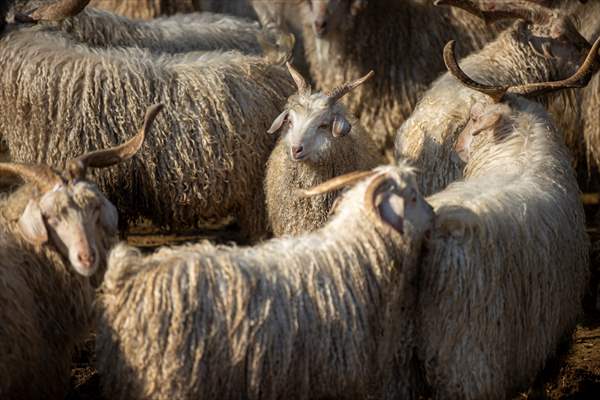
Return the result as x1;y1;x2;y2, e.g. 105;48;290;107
521;312;600;400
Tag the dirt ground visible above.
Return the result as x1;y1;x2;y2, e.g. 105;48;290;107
66;214;600;400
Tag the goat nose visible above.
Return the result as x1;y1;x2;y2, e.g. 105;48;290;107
291;145;304;160
314;19;327;36
77;251;96;268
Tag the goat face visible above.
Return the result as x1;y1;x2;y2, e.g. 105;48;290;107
305;0;367;38
271;93;353;163
19;181;117;277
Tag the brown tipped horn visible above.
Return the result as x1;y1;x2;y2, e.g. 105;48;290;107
0;163;61;191
363;172;395;228
434;0;551;25
510;35;600;97
326;70;374;105
66;103;164;180
15;0;91;23
444;40;508;102
286;62;310;95
300;170;377;197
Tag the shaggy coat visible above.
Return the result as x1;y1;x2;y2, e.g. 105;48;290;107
0;25;294;237
301;0;498;155
89;0;255;20
396;21;594;195
55;7;264;54
418;97;589;399
0;184;114;399
556;0;600;173
96;165;431;400
265;98;380;236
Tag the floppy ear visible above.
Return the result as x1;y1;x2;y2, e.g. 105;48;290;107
18;200;48;245
99;198;119;235
468;109;504;137
267;110;289;134
332;115;351;137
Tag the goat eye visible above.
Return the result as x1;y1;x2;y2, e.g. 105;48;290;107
319;123;329;130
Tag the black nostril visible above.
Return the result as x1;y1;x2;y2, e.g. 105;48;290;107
292;145;303;155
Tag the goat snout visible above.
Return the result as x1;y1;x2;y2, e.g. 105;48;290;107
77;249;96;269
291;145;305;160
314;18;328;37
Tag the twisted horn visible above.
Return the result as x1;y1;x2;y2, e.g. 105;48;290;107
444;40;509;102
511;35;600;97
15;0;91;23
445;36;600;102
326;70;375;105
0;163;61;191
300;170;377;197
364;172;392;224
66;103;164;180
286;62;310;95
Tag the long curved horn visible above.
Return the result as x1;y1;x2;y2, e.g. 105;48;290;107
66;103;164;180
300;170;377;197
444;40;509;102
15;0;91;23
0;163;61;191
364;172;390;218
286;62;310;95
511;35;600;97
434;0;551;25
326;70;375;105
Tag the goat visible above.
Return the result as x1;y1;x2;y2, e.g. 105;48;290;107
395;0;598;195
0;104;160;399
414;40;593;399
96;163;433;400
265;62;380;236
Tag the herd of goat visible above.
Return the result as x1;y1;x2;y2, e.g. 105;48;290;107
0;0;599;399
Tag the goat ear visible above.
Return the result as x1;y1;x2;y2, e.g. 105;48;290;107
365;175;404;233
100;198;119;235
267;111;289;134
332;115;351;137
375;191;405;233
469;110;504;137
18;200;48;245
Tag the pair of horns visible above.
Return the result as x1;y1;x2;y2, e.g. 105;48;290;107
444;36;600;102
434;0;552;25
15;0;90;23
0;104;163;192
286;62;374;104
